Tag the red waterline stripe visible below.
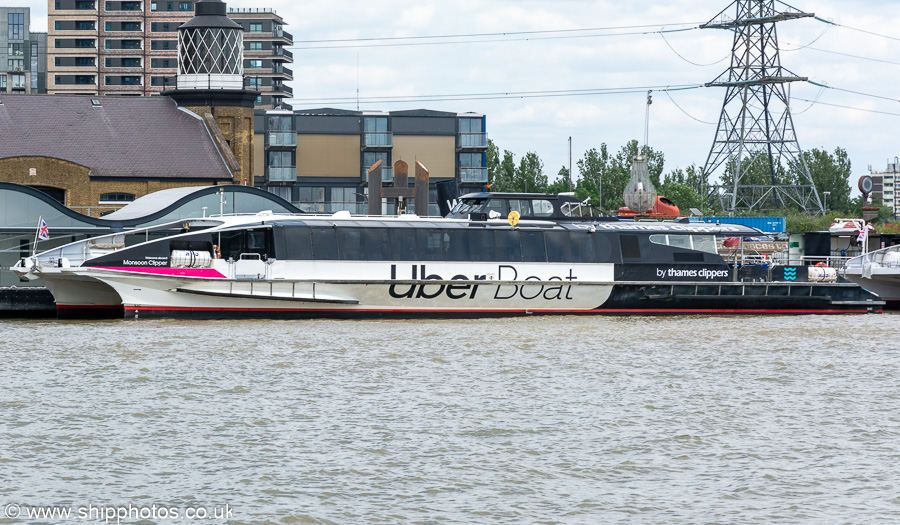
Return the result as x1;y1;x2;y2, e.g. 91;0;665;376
92;267;227;279
125;306;876;315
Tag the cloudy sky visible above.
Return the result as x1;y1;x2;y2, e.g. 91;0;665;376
15;0;900;188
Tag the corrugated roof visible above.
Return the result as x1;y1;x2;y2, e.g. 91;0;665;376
0;95;233;181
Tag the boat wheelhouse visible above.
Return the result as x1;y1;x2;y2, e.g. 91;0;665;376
13;208;883;319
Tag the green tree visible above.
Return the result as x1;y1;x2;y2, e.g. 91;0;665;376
512;152;548;193
575;144;615;210
548;166;571;194
486;139;500;186
660;164;704;213
794;147;852;213
490;149;517;192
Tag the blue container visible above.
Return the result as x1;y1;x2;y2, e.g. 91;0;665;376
701;216;786;234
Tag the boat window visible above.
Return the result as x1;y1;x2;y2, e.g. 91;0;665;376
509;199;532;217
280;226;312;260
443;230;471;261
417;229;443;261
310;227;339;260
467;229;493;261
390;228;417;261
338;228;364;260
363;228;391;260
545;231;570;263
485;199;507;217
494;230;522;262
692;235;718;254
533;200;554;217
520;230;547;262
621;235;641;259
568;231;594;263
247;230;267;254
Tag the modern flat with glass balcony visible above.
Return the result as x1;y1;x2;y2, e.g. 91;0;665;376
46;1;291;108
252;108;489;216
1;7;47;95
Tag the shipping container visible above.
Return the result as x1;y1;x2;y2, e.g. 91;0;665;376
700;216;786;234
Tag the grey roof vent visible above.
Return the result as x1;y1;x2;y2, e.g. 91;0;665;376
91;99;102;107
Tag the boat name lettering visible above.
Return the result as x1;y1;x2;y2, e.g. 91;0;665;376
655;268;730;279
123;259;168;267
389;264;577;301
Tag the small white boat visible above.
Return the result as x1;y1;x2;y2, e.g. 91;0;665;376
828;218;874;234
842;244;900;307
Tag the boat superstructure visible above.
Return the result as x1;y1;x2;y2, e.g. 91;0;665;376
12;208;883;319
841;244;900;307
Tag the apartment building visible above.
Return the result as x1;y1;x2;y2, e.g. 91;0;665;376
1;7;47;94
870;159;899;218
252;108;489;216
46;0;292;108
228;7;292;109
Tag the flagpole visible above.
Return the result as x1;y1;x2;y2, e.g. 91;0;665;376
32;216;42;256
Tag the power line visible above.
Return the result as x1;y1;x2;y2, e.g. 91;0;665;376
286;84;704;105
288;26;701;50
291;22;701;44
814;16;900;44
781;44;900;67
663;89;717;124
793;97;900;117
658;32;728;66
808;81;900;103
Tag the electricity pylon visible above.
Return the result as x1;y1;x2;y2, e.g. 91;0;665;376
700;0;823;214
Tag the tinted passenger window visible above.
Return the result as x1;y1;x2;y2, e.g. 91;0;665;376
390;229;417;260
568;232;594;263
443;230;470;261
494;230;522;262
281;226;312;260
311;227;339;260
467;229;493;261
364;228;391;260
520;231;547;262
509;199;532;216
338;228;364;260
545;231;571;262
620;235;641;259
418;229;443;261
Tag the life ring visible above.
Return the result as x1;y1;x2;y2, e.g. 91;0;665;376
212;244;221;259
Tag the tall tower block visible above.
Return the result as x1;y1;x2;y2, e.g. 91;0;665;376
164;0;259;185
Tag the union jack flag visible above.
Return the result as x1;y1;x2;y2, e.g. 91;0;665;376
38;219;50;240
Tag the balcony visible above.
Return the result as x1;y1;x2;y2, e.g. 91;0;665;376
267;131;296;147
460;167;488;184
458;132;488;149
273;48;293;61
268;166;296;182
363;132;393;149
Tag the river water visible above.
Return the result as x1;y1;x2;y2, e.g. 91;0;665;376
1;315;899;524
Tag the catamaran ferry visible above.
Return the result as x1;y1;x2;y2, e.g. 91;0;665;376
12;194;883;318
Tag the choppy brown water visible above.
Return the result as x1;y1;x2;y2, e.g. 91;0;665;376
2;315;900;524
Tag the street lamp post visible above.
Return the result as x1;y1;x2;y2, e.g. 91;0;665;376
597;171;602;213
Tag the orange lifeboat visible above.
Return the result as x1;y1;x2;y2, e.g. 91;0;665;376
617;196;681;218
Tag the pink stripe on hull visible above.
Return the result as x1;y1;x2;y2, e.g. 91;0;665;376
93;267;227;278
